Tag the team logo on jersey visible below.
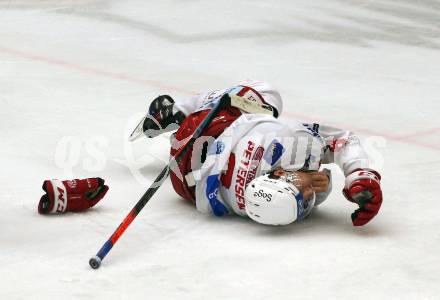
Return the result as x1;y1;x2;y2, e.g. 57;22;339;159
264;140;284;166
208;141;226;155
215;141;225;154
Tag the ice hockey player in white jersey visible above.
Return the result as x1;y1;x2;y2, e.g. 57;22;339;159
135;80;383;226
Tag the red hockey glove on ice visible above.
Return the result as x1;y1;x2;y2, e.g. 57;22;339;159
343;169;382;226
38;178;109;214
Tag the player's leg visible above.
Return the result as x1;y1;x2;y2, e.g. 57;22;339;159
141;95;186;138
169;107;242;203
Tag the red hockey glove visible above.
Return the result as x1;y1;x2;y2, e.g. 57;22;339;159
343;169;382;226
38;178;109;214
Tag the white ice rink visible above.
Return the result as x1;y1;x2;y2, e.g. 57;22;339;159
1;0;439;299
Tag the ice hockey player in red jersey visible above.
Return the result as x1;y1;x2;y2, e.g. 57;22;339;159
134;80;383;226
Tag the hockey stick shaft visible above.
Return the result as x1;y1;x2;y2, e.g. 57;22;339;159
89;94;231;269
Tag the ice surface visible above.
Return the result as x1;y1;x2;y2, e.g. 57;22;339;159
1;0;439;299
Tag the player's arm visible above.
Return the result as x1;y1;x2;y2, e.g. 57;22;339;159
316;124;383;226
310;168;332;206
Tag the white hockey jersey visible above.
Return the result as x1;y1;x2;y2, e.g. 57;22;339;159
173;81;369;218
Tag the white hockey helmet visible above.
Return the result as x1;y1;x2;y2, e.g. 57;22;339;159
238;80;283;117
244;173;315;225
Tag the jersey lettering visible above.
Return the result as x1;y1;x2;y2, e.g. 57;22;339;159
234;140;255;210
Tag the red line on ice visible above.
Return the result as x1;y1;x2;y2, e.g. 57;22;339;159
1;45;438;151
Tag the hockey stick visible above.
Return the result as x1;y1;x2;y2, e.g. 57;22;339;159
89;94;274;269
229;94;274;116
89;94;235;269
